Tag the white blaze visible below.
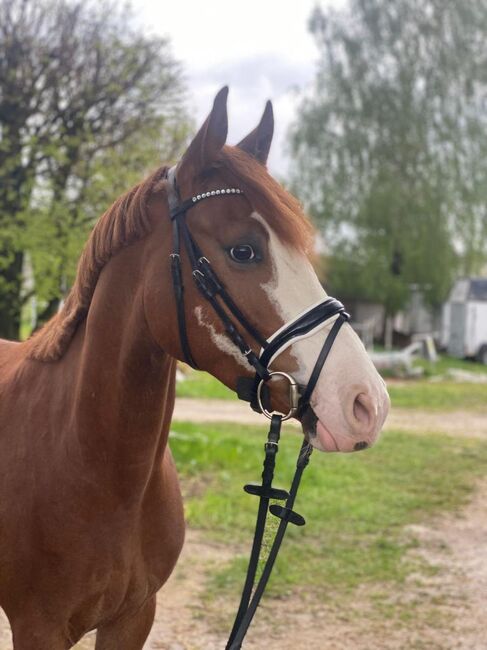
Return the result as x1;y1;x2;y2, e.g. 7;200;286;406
253;212;332;386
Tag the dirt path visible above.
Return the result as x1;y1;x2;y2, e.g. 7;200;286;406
1;401;485;649
402;480;487;650
173;398;487;439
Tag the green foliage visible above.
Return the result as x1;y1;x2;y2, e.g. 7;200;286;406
0;0;191;338
290;0;487;314
170;421;487;600
28;120;192;307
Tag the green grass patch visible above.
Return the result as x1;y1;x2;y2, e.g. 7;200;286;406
176;371;235;400
170;421;487;599
415;354;487;377
389;381;487;411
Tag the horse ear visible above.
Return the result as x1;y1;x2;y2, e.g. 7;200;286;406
177;86;228;183
236;100;274;165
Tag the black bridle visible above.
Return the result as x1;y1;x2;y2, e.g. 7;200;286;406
166;169;349;648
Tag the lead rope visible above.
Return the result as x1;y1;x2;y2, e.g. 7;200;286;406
226;422;313;649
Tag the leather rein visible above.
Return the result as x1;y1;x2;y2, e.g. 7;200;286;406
166;168;349;648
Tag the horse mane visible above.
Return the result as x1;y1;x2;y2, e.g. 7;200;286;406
26;147;315;363
26;166;169;362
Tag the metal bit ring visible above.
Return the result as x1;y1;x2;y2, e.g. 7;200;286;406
256;371;299;421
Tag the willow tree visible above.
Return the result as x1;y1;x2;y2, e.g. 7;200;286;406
290;0;487;319
0;0;189;338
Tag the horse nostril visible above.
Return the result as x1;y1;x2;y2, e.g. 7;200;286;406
353;393;372;426
351;391;377;437
354;441;369;451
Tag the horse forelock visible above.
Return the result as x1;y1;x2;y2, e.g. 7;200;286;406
25;166;170;362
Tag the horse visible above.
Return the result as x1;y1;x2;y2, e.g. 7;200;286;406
0;87;390;649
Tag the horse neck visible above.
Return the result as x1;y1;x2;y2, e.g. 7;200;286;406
69;240;176;495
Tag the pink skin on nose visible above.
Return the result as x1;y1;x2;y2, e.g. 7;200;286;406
316;421;339;452
312;386;390;453
315;420;376;452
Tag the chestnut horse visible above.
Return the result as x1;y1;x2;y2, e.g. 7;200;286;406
0;87;389;649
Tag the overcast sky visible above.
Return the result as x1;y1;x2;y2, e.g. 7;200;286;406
134;1;343;176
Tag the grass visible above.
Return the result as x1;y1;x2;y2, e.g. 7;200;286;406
176;369;487;411
170;421;487;600
415;354;487;377
176;370;235;400
388;382;487;411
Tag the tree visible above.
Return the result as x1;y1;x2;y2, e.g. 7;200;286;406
290;0;487;320
0;0;189;339
28;118;191;327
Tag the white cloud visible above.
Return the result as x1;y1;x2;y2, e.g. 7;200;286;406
134;0;344;174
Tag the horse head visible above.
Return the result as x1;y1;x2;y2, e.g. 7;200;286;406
144;87;390;452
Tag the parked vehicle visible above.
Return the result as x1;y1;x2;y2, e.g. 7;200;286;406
442;278;487;364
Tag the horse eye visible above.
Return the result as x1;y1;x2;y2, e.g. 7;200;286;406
229;244;256;263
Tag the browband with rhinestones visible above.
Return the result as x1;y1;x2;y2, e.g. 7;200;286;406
192;188;242;202
170;188;244;220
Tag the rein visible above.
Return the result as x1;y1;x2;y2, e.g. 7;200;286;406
166;168;349;648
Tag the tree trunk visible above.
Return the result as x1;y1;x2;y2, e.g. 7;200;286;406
384;315;394;351
0;250;24;341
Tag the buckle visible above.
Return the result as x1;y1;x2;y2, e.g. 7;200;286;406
256;371;299;422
